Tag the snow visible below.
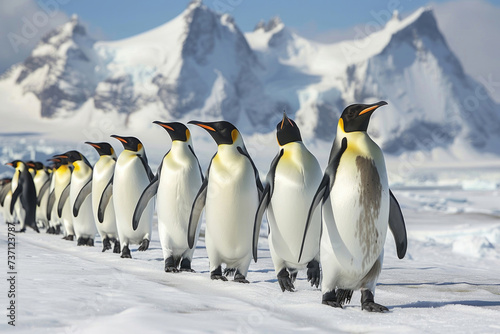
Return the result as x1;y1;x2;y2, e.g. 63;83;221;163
1;144;500;333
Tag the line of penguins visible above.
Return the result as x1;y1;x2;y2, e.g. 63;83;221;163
1;101;408;312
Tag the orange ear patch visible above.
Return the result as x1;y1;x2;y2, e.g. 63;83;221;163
359;105;379;116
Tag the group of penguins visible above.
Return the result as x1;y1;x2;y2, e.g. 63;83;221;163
1;101;408;312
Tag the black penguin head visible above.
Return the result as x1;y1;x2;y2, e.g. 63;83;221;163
33;162;45;170
188;120;238;145
5;160;23;169
85;142;115;157
111;135;143;152
26;161;36;170
52;155;70;165
47;158;62;169
276;112;302;146
153;121;190;142
340;101;387;133
60;150;91;166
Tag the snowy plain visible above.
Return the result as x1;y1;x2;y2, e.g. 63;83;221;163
1;127;499;333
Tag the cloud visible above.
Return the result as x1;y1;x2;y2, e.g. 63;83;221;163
433;0;500;102
0;0;69;74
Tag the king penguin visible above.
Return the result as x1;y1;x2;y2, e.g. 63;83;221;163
0;178;15;224
44;158;60;234
187;121;263;283
254;112;323;292
134;121;204;272
86;142;120;253
6;161;39;232
32;162;50;229
61;151;97;246
299;101;407;312
110;135;154;258
48;156;73;239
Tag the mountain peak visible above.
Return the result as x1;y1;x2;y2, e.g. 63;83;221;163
253;16;284;33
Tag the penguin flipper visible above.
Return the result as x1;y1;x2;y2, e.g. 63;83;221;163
132;174;159;231
73;178;92;217
57;183;71;218
389;190;407;259
47;190;56;221
188;145;204;180
37;179;50;206
188;177;207;249
97;178;113;223
237;146;264;196
298;137;348;263
9;181;22;215
252;149;283;262
138;154;154;181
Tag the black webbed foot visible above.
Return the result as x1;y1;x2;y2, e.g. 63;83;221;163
361;290;388;312
233;270;249;284
113;240;120;254
86;238;94;247
306;260;320;288
277;268;294;292
137;239;149;251
165;256;179;273
322;290;342;308
179;258;195;272
120;245;132;259
211;266;228;281
77;237;87;246
102;237;112;252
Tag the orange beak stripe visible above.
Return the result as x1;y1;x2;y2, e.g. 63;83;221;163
159;124;175;131
359;105;379;116
88;143;101;149
196;124;216;132
115;137;128;143
58;155;68;159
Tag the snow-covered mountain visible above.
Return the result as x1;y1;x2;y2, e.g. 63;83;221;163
1;2;499;156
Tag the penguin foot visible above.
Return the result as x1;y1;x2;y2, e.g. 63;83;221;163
55;225;62;234
179;258;195;272
18;228;26;233
322;290;342;308
138;239;149;251
211;266;228;281
361;290;388;313
277;269;295;292
47;227;54;234
86;238;94;247
234;272;249;284
66;235;74;241
336;289;353;306
164;257;179;273
113;241;121;254
77;237;88;246
102;238;112;252
120;245;132;259
307;260;320;288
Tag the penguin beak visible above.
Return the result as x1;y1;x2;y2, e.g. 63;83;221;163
153;121;175;132
85;142;101;149
281;112;294;129
188;121;216;132
110;135;128;144
359;101;388;116
5;162;13;166
47;158;60;163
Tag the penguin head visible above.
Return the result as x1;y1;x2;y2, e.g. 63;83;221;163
52;155;70;166
33;162;45;170
85;142;116;158
47;158;62;169
111;135;144;153
26;161;36;170
188;120;240;146
339;101;387;133
153;121;191;143
61;150;91;168
5;160;24;169
276;112;302;146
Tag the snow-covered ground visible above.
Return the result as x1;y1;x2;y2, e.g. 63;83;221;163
1;179;499;333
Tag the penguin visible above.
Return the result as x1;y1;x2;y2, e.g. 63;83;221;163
44;158;61;234
32;162;50;229
133;121;203;272
253;112;323;292
5;160;39;232
0;178;15;224
110;135;154;258
48;156;73;239
85;142;120;253
299;101;407;312
187;121;263;283
26;161;36;179
61;151;97;246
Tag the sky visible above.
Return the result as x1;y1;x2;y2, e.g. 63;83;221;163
1;0;500;100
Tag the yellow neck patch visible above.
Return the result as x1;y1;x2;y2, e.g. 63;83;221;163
137;143;143;152
231;129;238;143
338;118;345;133
186;129;191;141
